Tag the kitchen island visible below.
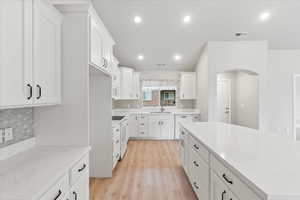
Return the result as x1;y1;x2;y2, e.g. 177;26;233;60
180;122;300;200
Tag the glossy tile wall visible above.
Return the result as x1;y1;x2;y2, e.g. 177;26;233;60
0;108;33;148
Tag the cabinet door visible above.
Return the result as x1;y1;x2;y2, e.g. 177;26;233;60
128;114;138;137
148;116;161;138
189;148;209;200
90;17;104;68
33;0;62;105
160;115;174;139
70;175;89;200
120;67;133;99
211;172;229;200
0;0;33;108
180;73;196;99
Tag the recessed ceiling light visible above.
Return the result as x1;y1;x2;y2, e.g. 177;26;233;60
259;12;271;21
134;16;142;24
174;54;182;61
183;15;191;24
137;54;144;60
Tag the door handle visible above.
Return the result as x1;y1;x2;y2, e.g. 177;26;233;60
27;84;33;100
36;85;42;99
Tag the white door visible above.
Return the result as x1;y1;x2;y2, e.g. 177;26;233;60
149;115;161;138
70;175;89;200
294;75;300;140
33;0;62;105
217;79;231;123
0;0;33;108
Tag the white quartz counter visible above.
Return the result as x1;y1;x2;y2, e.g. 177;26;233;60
0;146;90;200
180;122;300;200
113;108;200;116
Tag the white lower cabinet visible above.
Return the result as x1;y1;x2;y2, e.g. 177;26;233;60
181;127;264;200
70;175;89;200
175;114;200;139
148;114;174;139
211;173;229;200
39;154;89;200
188;140;209;200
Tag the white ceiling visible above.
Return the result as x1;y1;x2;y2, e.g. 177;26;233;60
92;0;300;71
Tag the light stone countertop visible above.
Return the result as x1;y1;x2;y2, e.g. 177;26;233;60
0;146;90;200
180;122;300;200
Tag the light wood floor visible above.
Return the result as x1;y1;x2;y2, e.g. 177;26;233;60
90;140;197;200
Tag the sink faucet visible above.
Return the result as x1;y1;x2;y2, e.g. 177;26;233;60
160;106;165;112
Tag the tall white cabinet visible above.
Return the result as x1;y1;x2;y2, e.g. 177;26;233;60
0;0;62;109
180;72;196;100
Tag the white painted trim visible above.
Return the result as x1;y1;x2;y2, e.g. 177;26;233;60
0;137;36;160
293;74;300;140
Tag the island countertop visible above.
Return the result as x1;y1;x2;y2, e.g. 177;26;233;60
180;122;300;200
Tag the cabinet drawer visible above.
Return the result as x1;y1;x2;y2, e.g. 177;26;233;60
113;138;120;155
70;154;89;186
40;174;69;200
211;156;262;200
188;134;209;163
189;148;209;200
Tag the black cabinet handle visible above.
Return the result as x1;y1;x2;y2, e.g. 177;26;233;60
54;189;62;200
36;85;42;99
27;84;32;100
78;164;86;172
223;173;233;184
221;190;226;200
73;191;78;200
193;182;199;189
116;140;119;144
193;161;199;167
193;144;200;150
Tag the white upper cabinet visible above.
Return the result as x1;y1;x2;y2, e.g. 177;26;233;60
33;0;62;105
180;72;196;99
0;0;62;109
119;67;134;99
89;16;104;68
0;0;33;108
89;9;115;74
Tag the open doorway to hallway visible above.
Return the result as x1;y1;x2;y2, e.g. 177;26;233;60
217;70;259;129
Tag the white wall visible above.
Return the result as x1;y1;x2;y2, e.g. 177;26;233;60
195;47;209;121
207;41;268;130
265;50;300;138
235;71;259;129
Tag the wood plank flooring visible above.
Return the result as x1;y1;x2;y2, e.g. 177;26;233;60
90;140;197;200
